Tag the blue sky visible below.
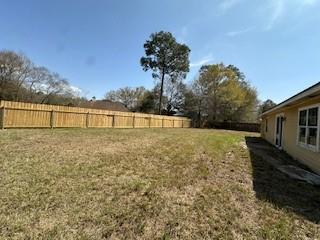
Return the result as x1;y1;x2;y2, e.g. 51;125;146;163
1;0;320;103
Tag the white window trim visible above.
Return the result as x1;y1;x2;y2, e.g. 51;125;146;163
296;104;320;152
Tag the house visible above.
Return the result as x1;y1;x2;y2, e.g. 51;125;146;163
261;82;320;174
79;99;129;112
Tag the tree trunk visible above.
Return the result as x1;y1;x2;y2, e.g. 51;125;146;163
158;71;165;115
197;99;202;128
212;89;217;121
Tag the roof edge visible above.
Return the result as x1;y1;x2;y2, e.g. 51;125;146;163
261;81;320;117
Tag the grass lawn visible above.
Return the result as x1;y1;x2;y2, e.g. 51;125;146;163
0;128;319;239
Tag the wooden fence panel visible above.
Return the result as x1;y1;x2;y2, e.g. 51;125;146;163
163;119;173;128
0;100;191;129
55;112;86;128
113;115;134;128
173;120;183;128
150;118;163;128
183;120;192;128
5;108;51;128
134;117;150;128
88;114;113;128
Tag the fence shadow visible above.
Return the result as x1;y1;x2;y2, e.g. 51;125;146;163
245;136;320;223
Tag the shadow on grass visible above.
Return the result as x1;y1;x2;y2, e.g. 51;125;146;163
245;136;320;224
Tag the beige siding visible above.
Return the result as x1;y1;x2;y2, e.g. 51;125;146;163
261;114;276;144
261;96;320;174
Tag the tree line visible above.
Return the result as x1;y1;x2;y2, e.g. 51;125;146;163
0;31;276;125
104;63;262;125
105;31;276;125
0;50;84;106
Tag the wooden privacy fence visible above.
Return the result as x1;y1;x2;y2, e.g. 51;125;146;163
0;100;191;129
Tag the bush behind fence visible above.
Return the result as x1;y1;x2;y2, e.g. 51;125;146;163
208;121;261;133
0;100;191;129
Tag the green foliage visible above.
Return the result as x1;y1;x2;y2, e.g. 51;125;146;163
226;64;245;81
259;99;277;114
185;63;258;125
137;90;157;113
140;31;190;114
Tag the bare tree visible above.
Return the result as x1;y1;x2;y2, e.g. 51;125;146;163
104;86;147;110
162;78;186;115
39;72;70;104
0;50;82;105
0;50;33;100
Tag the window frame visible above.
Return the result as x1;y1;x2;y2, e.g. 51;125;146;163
297;104;320;152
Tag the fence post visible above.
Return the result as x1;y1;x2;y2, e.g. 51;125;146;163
50;110;55;129
133;115;135;128
162;118;164;128
112;115;115;128
149;117;151;128
86;112;90;128
1;107;5;130
182;120;184;128
172;120;174;128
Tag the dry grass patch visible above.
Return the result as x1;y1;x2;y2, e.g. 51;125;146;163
0;128;319;239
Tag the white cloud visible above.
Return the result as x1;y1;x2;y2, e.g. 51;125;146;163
226;27;254;37
190;54;214;68
264;0;319;30
265;0;285;31
67;85;83;96
300;0;318;5
219;0;242;12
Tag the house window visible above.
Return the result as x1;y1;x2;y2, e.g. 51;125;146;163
298;106;319;151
